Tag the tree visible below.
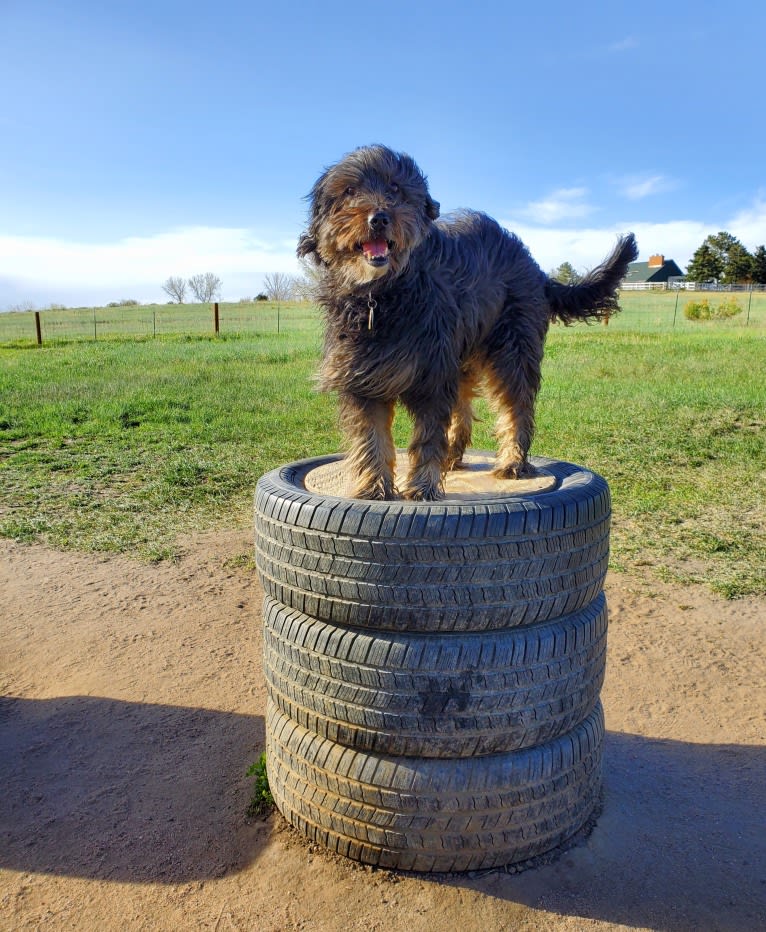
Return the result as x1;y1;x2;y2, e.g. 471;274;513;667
686;241;723;283
162;276;187;303
686;231;753;284
290;276;315;302
751;245;766;284
188;273;222;302
550;261;582;285
709;232;752;284
724;242;754;284
263;272;296;302
294;257;323;301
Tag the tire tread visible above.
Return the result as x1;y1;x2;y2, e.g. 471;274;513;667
266;701;604;872
263;595;607;757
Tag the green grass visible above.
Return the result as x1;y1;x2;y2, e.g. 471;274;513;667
608;289;766;332
0;300;322;346
0;318;764;597
245;752;274;818
1;291;764;346
0;334;332;560
530;327;765;598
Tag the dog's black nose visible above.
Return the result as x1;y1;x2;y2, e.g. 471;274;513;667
369;211;390;233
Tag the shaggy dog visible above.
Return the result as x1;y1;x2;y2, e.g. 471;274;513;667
298;144;638;501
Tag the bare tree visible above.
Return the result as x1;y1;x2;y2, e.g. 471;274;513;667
188;273;222;302
290;276;315;302
263;272;297;302
162;276;187;303
293;259;322;302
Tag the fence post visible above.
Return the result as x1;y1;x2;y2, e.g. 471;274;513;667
672;291;679;327
34;311;42;345
746;288;752;325
93;307;97;341
213;302;220;334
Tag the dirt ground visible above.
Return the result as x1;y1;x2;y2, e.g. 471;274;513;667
1;530;764;932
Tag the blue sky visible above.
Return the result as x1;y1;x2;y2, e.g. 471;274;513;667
2;0;765;308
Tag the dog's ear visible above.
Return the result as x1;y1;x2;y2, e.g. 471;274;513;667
426;196;440;220
297;232;319;262
298;171;330;263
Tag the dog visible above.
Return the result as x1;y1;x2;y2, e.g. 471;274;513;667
298;144;637;501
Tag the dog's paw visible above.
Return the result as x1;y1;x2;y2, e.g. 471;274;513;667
444;453;467;472
350;476;396;500
492;460;538;481
401;479;444;502
402;487;443;502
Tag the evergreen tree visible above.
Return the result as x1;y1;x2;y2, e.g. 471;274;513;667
550;261;582;284
723;242;754;284
686;242;723;282
686;231;753;284
750;245;766;284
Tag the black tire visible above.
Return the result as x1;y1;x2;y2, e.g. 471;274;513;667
263;592;607;758
266;699;604;873
254;454;610;633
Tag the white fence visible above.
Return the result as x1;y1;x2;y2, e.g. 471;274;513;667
622;281;766;292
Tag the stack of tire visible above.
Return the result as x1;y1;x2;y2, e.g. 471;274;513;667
254;453;610;872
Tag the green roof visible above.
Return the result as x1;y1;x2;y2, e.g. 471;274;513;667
625;259;684;283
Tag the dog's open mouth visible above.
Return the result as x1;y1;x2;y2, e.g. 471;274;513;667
358;238;393;266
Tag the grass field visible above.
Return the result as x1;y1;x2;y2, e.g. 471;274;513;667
0;300;322;346
1;290;765;346
1;304;764;597
609;289;766;330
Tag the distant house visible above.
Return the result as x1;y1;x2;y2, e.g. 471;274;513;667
623;254;684;289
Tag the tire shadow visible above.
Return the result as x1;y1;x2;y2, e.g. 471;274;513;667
445;731;766;931
0;695;267;883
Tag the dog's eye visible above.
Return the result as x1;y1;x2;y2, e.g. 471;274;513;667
389;182;400;194
344;186;356;197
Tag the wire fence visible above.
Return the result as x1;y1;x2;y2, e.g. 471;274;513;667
0;301;322;345
1;291;764;346
606;289;766;331
622;282;766;292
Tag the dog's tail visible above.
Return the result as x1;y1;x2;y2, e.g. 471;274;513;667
545;233;638;324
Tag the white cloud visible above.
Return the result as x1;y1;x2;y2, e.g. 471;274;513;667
0;226;301;309
519;187;594;225
609;36;639;52
3;197;765;311
500;195;766;275
498;217;710;274
726;197;766;249
617;174;675;200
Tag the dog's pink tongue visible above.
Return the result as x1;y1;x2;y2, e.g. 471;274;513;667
362;239;388;258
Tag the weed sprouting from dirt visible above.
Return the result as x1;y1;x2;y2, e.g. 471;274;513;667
246;752;274;818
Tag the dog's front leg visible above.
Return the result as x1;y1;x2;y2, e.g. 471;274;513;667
400;401;452;502
338;392;396;500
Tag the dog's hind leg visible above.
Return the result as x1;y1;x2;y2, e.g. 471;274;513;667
485;344;542;480
338;393;396;499
445;367;479;470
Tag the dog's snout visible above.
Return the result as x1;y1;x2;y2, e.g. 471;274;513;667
369;211;390;233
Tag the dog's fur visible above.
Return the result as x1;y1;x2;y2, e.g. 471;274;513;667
298;144;638;501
